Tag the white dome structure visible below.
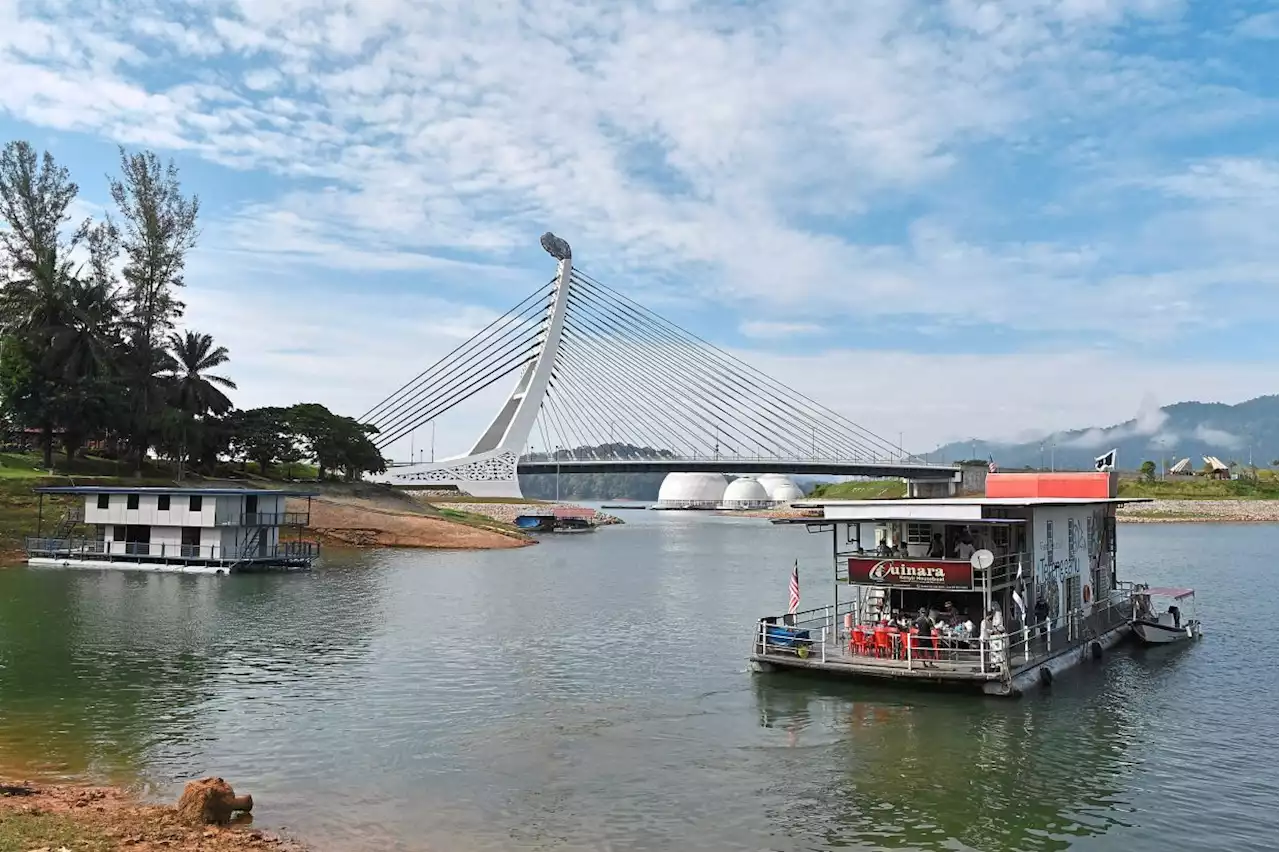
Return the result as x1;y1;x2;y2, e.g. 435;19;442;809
757;474;805;503
721;477;772;509
656;472;727;509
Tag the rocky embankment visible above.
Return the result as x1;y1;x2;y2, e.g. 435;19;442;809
1115;499;1278;523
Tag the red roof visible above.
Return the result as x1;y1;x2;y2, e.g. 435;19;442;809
985;472;1117;499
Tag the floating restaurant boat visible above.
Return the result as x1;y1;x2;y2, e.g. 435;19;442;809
25;486;319;575
751;472;1159;697
1131;585;1202;645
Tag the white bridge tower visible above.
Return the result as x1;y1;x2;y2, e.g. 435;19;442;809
369;233;572;497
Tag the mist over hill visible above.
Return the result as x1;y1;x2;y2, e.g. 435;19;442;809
932;395;1278;471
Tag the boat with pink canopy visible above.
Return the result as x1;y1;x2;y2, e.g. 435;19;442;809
1131;585;1202;644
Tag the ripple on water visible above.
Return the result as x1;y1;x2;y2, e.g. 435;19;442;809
0;522;1276;852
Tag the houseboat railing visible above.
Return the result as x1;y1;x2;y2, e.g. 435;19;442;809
25;538;319;562
756;589;1136;679
215;512;311;527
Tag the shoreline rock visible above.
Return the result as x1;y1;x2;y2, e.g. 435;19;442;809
0;777;304;851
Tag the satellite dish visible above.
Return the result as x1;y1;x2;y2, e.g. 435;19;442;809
971;549;995;571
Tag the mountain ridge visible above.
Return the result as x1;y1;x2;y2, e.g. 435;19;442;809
931;394;1278;471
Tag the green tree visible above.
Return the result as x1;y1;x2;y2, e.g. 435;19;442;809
165;330;236;480
109;147;199;474
287;403;385;480
1139;460;1156;482
227;407;293;474
0;141;93;467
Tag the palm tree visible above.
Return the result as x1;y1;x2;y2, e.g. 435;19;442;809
166;330;236;479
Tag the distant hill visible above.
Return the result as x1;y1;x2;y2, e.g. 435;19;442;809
933;395;1278;471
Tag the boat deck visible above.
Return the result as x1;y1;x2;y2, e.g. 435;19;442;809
752;594;1134;693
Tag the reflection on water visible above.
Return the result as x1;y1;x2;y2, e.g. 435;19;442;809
751;677;1137;851
0;519;1275;851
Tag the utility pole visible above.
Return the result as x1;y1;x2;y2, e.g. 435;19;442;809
430;421;435;462
555;445;562;502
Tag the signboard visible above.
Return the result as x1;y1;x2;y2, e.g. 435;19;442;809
848;557;974;590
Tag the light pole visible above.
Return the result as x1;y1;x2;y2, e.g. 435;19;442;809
555;445;562;502
430;421;435;462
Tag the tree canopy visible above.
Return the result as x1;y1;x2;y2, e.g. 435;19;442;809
0;139;385;480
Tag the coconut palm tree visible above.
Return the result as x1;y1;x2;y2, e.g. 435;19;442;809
166;330;236;478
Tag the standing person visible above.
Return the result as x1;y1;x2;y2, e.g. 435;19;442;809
955;533;976;561
928;534;945;558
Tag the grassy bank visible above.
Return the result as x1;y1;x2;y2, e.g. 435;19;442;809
805;480;908;500
1115;476;1278;500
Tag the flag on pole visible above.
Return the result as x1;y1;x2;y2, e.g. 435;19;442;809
1011;558;1027;623
988;455;998;474
1094;449;1117;471
788;560;800;614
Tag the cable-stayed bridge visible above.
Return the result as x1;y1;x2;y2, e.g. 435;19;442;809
361;234;959;498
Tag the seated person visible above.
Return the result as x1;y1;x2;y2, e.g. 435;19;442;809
955;535;976;560
927;534;945;558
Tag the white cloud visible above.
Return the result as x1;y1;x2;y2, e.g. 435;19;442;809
738;321;822;340
1192;424;1244;449
1233;10;1278;39
2;0;1273;340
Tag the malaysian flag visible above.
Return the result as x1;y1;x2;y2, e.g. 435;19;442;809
988;455;998;474
788;560;800;614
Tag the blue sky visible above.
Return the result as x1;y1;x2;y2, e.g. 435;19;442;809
1;0;1276;459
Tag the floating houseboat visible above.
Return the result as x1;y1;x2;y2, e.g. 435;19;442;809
751;472;1151;697
25;486;319;574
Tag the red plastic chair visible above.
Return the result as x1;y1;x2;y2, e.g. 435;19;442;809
874;626;892;658
906;627;920;660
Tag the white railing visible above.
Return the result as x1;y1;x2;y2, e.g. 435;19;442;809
25;538;319;562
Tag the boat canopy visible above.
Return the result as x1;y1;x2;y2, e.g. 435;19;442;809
1137;587;1195;600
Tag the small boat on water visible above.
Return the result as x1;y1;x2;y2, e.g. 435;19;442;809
1131;585;1201;644
514;506;598;534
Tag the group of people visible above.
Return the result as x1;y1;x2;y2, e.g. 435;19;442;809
875;530;980;561
879;600;1004;643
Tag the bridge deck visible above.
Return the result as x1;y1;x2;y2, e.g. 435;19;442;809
514;459;959;479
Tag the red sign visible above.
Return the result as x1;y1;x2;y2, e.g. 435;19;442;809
848;557;974;590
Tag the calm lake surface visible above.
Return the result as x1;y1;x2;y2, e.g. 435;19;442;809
1;514;1276;852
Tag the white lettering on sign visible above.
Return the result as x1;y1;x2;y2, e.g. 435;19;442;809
867;560;946;583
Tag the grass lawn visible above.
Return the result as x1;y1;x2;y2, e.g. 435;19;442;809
0;807;113;851
1116;477;1278;500
805;479;908;500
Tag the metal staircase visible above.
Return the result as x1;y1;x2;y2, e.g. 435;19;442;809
48;505;84;541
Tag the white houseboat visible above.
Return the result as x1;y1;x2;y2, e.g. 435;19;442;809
25;486;319;574
751;472;1151;697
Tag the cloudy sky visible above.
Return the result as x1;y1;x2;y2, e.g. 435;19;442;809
2;0;1276;460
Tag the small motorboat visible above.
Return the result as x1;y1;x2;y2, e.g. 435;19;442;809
1131;585;1202;645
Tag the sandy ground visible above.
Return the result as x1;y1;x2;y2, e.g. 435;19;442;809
289;494;530;549
0;780;305;852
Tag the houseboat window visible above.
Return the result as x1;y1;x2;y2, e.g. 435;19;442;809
126;494;139;510
97;493;109;509
189;495;203;512
113;525;125;540
158;495;170;511
245;495;258;516
905;523;932;545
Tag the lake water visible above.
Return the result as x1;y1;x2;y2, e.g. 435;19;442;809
0;513;1276;852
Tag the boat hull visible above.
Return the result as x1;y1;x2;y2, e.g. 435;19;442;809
1132;619;1197;645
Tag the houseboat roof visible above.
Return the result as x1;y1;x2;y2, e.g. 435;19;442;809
33;486;318;497
792;495;1151;521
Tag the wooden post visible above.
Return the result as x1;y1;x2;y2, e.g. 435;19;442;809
36;492;44;539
